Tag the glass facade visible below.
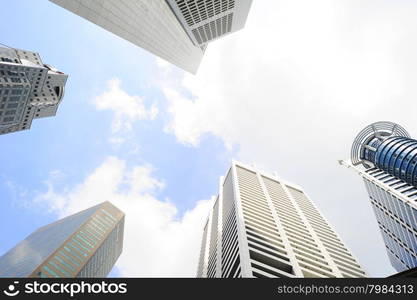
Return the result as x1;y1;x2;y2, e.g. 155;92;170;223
363;136;417;187
363;171;417;272
0;202;124;278
77;218;124;278
349;122;417;272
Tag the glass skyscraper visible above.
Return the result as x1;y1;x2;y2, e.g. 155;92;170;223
341;121;417;272
0;201;124;278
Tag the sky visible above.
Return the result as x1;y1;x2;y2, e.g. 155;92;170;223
2;0;417;277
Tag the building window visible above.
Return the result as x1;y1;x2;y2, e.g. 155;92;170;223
7;103;18;109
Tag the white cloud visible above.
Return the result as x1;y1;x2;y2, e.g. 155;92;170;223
4;180;30;208
156;0;417;276
160;1;416;147
93;78;158;144
35;157;211;277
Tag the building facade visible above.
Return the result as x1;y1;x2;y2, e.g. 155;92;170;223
341;121;417;272
0;201;124;278
166;0;252;46
49;0;252;74
0;45;67;135
197;161;367;278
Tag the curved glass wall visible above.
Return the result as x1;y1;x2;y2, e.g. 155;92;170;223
362;136;417;188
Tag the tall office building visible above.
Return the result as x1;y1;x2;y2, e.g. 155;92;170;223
0;45;67;135
0;45;68;134
49;0;252;74
197;161;367;278
341;121;417;272
0;201;124;278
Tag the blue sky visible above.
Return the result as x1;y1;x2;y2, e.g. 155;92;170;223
0;0;231;277
3;0;417;278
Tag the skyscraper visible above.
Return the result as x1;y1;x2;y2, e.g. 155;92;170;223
341;121;417;272
197;161;367;278
0;45;67;135
0;201;124;278
49;0;252;74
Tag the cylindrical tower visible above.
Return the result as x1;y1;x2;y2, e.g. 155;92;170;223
351;121;417;187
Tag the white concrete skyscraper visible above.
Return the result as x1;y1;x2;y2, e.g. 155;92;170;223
197;161;367;278
0;45;67;135
49;0;252;74
341;121;417;272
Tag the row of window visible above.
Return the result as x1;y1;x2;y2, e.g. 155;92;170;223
0;57;18;63
372;199;417;255
221;172;240;278
367;168;417;201
263;177;338;274
237;168;298;277
380;226;417;270
78;223;122;277
0;89;28;96
176;0;235;26
38;211;118;278
365;179;417;233
367;181;417;270
197;220;209;277
369;193;417;253
387;248;408;272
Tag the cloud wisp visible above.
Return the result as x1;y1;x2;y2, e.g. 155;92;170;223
93;78;158;145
